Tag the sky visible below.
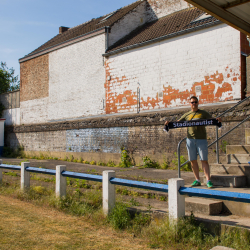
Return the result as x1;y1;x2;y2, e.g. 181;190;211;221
0;0;136;79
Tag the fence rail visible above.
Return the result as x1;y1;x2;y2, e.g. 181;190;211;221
1;160;250;219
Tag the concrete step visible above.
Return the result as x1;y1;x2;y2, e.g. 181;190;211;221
210;163;250;174
202;174;247;187
245;128;250;145
210;163;250;185
227;154;250;164
185;197;222;215
226;145;250;154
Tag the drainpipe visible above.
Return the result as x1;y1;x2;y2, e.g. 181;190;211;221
247;35;250;46
105;26;110;53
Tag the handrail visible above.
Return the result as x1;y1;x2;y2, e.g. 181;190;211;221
1;163;250;204
177;96;250;177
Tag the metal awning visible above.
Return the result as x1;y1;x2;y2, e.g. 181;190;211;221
184;0;250;36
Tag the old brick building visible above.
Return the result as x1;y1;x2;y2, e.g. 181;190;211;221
3;0;250;164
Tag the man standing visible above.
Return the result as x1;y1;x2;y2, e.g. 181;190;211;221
165;96;222;188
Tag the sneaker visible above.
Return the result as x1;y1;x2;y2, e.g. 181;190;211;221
207;180;213;188
191;180;201;187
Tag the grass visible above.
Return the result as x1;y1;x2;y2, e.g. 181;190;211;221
0;178;250;249
0;193;149;250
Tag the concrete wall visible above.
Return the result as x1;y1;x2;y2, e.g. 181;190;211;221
2;108;20;126
0;91;20;125
105;24;241;114
5;101;250;165
20;33;106;124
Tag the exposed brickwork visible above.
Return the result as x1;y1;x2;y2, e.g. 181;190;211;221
6;130;66;152
105;24;241;114
20;54;49;102
5;101;250;134
241;33;250;97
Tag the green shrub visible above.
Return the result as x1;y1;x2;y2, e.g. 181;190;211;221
172;152;192;171
108;202;131;229
220;140;229;153
90;160;96;165
69;155;74;162
3;145;25;158
119;148;132;168
107;160;116;167
142;156;160;169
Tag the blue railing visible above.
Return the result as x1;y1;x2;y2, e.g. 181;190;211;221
1;163;250;204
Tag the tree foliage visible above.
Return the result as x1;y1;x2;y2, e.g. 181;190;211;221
0;61;20;94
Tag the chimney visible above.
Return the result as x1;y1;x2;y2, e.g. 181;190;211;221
59;26;69;34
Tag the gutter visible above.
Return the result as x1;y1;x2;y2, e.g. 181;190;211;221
19;27;107;63
103;20;222;57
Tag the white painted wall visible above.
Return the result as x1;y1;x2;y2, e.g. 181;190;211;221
147;0;190;22
109;1;148;47
20;34;106;124
48;34;106;122
2;108;20;125
105;24;241;113
20;98;49;124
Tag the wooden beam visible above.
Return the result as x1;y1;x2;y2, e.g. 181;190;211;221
221;0;250;9
184;0;250;36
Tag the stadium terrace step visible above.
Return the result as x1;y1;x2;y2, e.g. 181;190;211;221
227;154;250;164
203;175;246;188
210;163;250;175
245;128;250;145
185;197;222;215
226;145;250;154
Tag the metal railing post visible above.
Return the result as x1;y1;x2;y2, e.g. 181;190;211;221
177;137;186;178
216;126;219;163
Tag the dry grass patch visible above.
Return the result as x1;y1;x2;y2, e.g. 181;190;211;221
0;195;151;250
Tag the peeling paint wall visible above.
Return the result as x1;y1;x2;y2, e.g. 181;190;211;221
109;1;148;47
146;0;190;21
105;24;241;114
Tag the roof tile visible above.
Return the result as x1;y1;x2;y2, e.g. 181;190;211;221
106;8;219;53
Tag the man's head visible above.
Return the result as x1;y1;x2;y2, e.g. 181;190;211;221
189;96;199;111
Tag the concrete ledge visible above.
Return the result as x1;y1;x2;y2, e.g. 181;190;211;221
185;197;222;215
227;154;250;164
210;164;250;186
204;175;246;187
226;145;250;154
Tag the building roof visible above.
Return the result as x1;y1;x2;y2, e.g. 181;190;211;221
105;7;220;55
22;0;144;59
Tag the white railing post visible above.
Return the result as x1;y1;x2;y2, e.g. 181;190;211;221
103;170;116;216
21;162;30;190
168;178;185;220
56;165;66;198
0;159;2;183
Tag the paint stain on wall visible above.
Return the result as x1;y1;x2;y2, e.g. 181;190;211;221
105;63;239;114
